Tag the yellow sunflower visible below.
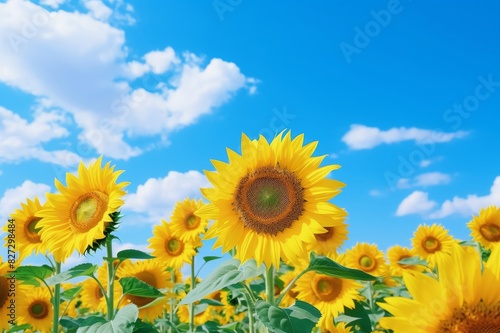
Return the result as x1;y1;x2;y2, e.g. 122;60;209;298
37;156;129;262
411;224;454;268
217;290;245;323
327;322;353;333
80;276;107;314
196;132;346;268
148;220;200;270
344;243;388;277
295;271;362;332
468;205;500;249
177;291;215;326
60;282;81;318
170;198;208;242
5;197;47;262
308;219;349;258
379;243;500;332
277;269;300;307
387;245;424;277
121;259;172;321
17;285;55;333
0;258;15;331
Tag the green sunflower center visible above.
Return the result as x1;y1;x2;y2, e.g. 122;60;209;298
235;166;304;235
359;255;376;272
479;223;500;242
127;271;158;307
316;227;334;242
422;236;441;253
312;275;342;302
439;302;500;333
24;217;42;243
70;191;109;232
165;237;184;257
29;300;49;319
0;276;8;308
185;215;200;230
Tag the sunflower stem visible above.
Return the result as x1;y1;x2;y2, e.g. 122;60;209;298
52;261;61;333
275;269;307;306
105;237;115;320
265;265;275;305
189;255;196;333
242;290;255;333
169;270;175;333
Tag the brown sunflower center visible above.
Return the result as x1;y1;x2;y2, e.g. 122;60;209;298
29;300;49;319
95;284;103;300
69;191;109;232
24;217;42;243
185;214;200;230
316;227;334;242
422;236;441;253
0;276;8;308
127;271;158;307
359;255;377;272
479;223;500;242
311;275;342;302
235;166;304;235
439;302;500;333
165;237;184;256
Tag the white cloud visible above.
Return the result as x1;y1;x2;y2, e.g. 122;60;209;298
113;242;150;256
430;176;500;219
420;159;432;168
124;170;209;223
144;46;179;74
396;172;451;189
40;0;65;8
396;191;437;216
0;180;50;221
342;124;469;150
84;0;113;21
369;189;383;197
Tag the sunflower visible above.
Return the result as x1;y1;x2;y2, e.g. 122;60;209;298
148;220;200;270
344;243;388;277
60;282;82;318
295;270;362;332
328;322;353;333
387;245;424;277
308;219;349;258
80;275;107;314
121;259;172;321
277;269;300;307
5;197;47;262
196;132;346;268
37;156;129;262
177;291;215;326
411;224;454;268
17;285;55;333
468;205;500;249
379;243;500;332
0;258;14;331
170;198;208;242
217;290;245;323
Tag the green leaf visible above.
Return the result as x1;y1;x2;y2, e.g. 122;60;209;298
12;265;54;286
132;318;159;333
76;304;138;333
398;256;428;266
61;285;83;301
6;324;32;333
199;298;224;306
203;256;222;263
180;258;266;305
119;277;164;298
256;300;321;333
46;263;98;286
308;253;376;281
117;249;154;261
339;301;372;332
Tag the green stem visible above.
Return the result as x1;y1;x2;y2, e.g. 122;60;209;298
52;261;61;333
106;237;115;320
169;270;175;333
242;291;255;333
265;265;275;305
275;269;308;306
189;256;196;333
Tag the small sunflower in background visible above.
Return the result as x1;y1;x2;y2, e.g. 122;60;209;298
386;245;424;277
196;131;346;268
17;285;55;333
344;243;388;277
277;269;300;307
307;218;349;258
411;224;454;268
468;205;500;249
170;198;208;242
37;156;129;262
177;290;216;326
330;322;353;333
0;258;13;331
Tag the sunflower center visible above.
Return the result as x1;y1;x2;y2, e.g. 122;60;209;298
127;271;158;307
95;284;103;300
185;215;200;230
0;276;8;308
29;300;49;319
235;166;304;235
165;237;184;256
316;227;334;242
311;275;342;302
422;236;441;253
439;302;500;333
24;217;42;243
359;255;377;272
69;191;109;232
479;224;500;242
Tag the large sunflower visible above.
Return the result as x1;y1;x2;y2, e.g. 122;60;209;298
344;243;387;277
307;218;348;258
17;285;55;333
387;245;424;277
294;271;362;332
468;205;500;249
37;156;129;262
196;132;346;268
170;198;208;242
0;258;14;331
379;243;500;332
411;224;454;268
5;197;47;262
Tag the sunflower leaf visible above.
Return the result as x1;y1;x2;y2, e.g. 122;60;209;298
12;265;53;287
76;304;138;333
180;259;266;305
5;323;32;333
339;300;372;332
132;318;160;333
60;285;83;301
119;277;164;298
397;256;428;266
255;300;321;333
117;249;154;261
307;253;376;281
45;263;98;286
203;256;222;263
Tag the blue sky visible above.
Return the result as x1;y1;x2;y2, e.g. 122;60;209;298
1;0;500;272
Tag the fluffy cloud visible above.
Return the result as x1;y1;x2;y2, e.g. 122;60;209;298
396;172;451;189
124;170;209;223
0;180;50;221
342;124;469;150
396;191;437;216
84;0;113;21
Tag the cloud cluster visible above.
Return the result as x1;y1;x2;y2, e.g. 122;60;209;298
0;180;50;221
396;172;451;189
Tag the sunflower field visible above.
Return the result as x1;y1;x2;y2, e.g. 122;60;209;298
1;131;499;333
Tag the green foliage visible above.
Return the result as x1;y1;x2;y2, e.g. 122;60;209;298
119;277;164;299
307;253;376;281
76;304;138;333
117;249;154;261
12;265;53;287
255;300;321;333
46;263;98;286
